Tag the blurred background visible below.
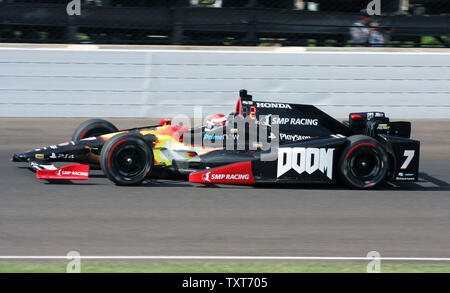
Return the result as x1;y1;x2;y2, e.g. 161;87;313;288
0;0;448;47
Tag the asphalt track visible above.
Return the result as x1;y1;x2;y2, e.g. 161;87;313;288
0;119;449;260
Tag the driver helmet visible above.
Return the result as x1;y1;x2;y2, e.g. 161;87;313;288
205;114;227;130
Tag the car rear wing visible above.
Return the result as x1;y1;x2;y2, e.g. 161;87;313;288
348;112;411;138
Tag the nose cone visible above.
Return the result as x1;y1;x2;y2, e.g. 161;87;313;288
11;152;32;162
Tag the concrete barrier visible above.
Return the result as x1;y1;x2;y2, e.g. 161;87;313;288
0;46;449;118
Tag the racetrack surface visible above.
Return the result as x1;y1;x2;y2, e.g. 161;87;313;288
0;119;449;259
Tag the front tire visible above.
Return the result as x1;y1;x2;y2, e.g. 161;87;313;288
100;133;153;186
338;135;389;189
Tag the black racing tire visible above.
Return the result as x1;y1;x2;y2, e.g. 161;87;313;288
338;135;389;189
100;133;153;186
72;119;118;141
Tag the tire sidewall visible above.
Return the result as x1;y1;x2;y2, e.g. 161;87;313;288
339;136;389;189
100;133;153;186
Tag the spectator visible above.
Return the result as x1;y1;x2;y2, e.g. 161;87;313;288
368;22;395;47
349;9;373;45
368;22;384;46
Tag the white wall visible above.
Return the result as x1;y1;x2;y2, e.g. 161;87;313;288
0;47;449;118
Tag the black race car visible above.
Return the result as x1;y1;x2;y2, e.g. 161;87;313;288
11;90;420;189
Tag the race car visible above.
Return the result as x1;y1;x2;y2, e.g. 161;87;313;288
11;90;420;189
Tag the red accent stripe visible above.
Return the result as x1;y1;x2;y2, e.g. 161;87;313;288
235;98;242;115
345;143;376;159
79;130;88;139
107;139;127;168
189;161;254;185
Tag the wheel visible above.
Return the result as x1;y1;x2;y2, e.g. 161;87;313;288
72;119;118;141
338;135;389;189
100;133;153;186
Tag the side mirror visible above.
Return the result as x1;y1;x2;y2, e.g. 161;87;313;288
159;118;172;126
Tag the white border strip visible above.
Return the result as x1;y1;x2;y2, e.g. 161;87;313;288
0;47;449;55
0;256;449;261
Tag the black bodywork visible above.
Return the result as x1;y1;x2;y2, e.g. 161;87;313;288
11;89;420;187
186;90;420;184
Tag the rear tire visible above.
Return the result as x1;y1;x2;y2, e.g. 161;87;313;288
100;133;153;186
338;135;389;189
72;119;118;141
